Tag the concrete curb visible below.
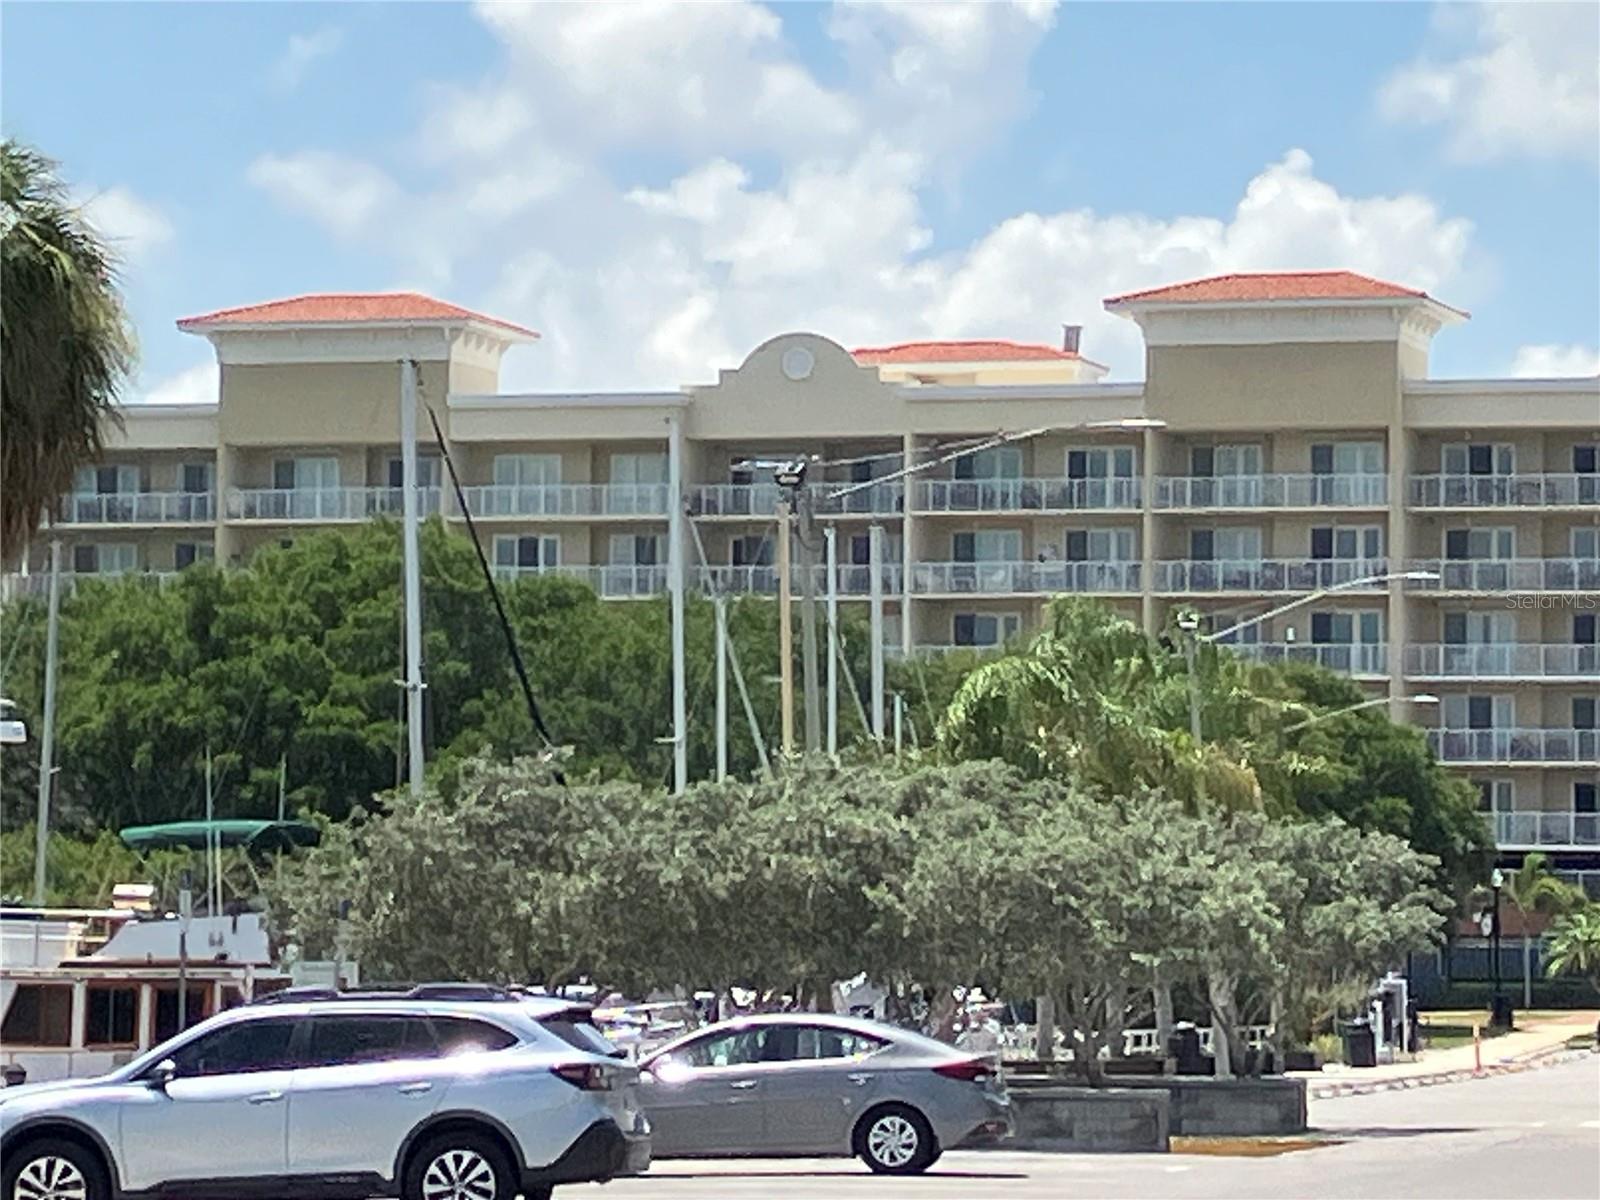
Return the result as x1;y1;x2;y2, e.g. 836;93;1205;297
1308;1046;1594;1099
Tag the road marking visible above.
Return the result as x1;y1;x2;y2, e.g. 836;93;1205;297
1164;1165;1192;1174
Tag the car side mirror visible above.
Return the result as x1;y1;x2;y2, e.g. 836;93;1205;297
148;1059;177;1091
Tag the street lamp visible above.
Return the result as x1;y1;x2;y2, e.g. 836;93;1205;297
1281;694;1439;734
1204;570;1440;644
1489;867;1511;1031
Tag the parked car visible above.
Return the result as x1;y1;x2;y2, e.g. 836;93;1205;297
637;1012;1012;1174
0;989;650;1200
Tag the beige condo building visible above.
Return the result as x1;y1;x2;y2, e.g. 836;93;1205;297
10;273;1599;887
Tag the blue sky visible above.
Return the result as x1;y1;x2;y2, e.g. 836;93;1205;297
4;1;1596;397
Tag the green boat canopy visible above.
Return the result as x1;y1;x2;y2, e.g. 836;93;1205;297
119;819;321;854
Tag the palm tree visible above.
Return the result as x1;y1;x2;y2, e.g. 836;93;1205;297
1544;905;1600;1001
1;140;134;561
1497;853;1585;1008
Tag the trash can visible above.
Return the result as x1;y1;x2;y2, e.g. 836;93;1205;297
1489;994;1515;1031
1169;1022;1207;1075
1341;1018;1376;1068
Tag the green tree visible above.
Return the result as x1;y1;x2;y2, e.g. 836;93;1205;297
1544;905;1600;1000
1493;854;1586;1008
1;141;135;557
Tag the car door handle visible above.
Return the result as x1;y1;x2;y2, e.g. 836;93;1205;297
398;1082;433;1096
848;1073;873;1086
246;1090;284;1105
729;1079;759;1090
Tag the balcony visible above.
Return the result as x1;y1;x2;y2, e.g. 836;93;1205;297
490;564;668;597
461;483;668;518
1225;642;1389;677
2;572;178;603
1405;643;1600;679
1490;811;1600;849
1427;728;1600;765
916;477;1141;513
697;564;904;597
1154;558;1389;594
913;560;1141;596
1407;558;1600;593
1153;474;1387;510
687;482;904;518
1410;474;1600;509
57;492;215;525
885;643;1009;660
229;487;443;521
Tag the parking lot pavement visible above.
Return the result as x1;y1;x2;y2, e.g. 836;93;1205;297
573;1056;1599;1200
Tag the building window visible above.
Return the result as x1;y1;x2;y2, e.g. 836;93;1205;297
1574;697;1598;730
1061;528;1136;562
1443;694;1512;729
1190;444;1261;477
73;543;138;575
180;462;214;494
1576;783;1598;815
1310;526;1383;560
1310;442;1383;475
953;447;1021;481
1572;528;1598;559
1442;443;1514;476
386;456;441;488
1576;613;1597;645
0;983;73;1046
492;535;558;573
953;613;1021;647
731;535;774;567
492;454;560;487
1444;528;1515;560
953;530;1022;563
75;464;140;496
609;452;668;485
273;457;339;491
175;542;215;571
609;533;663;567
848;533;902;564
1473;778;1514;812
85;985;140;1047
1065;446;1137;479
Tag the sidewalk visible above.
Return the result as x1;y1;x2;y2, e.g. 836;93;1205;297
1295;1010;1598;1099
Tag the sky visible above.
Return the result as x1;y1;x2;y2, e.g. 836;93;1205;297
3;1;1597;401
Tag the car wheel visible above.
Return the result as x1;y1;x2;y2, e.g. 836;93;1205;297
403;1130;516;1200
2;1136;112;1200
856;1103;937;1175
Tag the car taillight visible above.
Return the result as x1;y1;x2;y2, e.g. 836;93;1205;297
552;1062;615;1091
933;1059;991;1084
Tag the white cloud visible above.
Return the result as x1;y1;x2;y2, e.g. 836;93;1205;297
1379;2;1599;163
247;151;400;239
272;27;343;91
74;185;173;264
250;6;1480;390
141;361;218;405
1511;343;1600;378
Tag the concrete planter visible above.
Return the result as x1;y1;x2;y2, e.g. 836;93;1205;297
1007;1073;1308;1137
1005;1086;1170;1152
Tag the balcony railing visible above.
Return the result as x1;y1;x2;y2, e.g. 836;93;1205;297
1154;474;1387;509
57;492;215;524
490;564;669;597
229;487;443;521
2;572;180;603
916;477;1141;513
1411;474;1600;509
697;565;904;597
913;560;1141;595
885;643;1009;660
1225;642;1389;676
1154;558;1389;593
1405;643;1600;678
686;482;905;517
461;483;668;518
1490;811;1600;848
1407;558;1600;593
1427;728;1600;765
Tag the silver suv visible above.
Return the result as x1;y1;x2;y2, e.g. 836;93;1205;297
0;988;651;1200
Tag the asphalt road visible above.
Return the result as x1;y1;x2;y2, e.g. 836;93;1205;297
572;1055;1600;1200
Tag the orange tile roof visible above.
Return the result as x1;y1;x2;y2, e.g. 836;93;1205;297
853;340;1082;364
177;292;538;338
1104;270;1436;306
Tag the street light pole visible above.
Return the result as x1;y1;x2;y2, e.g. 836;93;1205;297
1281;694;1439;734
776;497;795;756
1490;867;1509;1029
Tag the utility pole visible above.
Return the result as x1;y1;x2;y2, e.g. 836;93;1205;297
824;527;838;755
715;595;729;782
276;755;287;823
776;498;796;755
400;360;426;800
31;540;62;906
795;490;822;753
204;744;217;916
868;524;886;741
668;415;688;792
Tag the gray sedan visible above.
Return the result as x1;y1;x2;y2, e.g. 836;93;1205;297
636;1013;1012;1174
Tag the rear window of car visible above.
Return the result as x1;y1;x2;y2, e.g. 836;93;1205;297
539;1011;625;1059
431;1016;519;1055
